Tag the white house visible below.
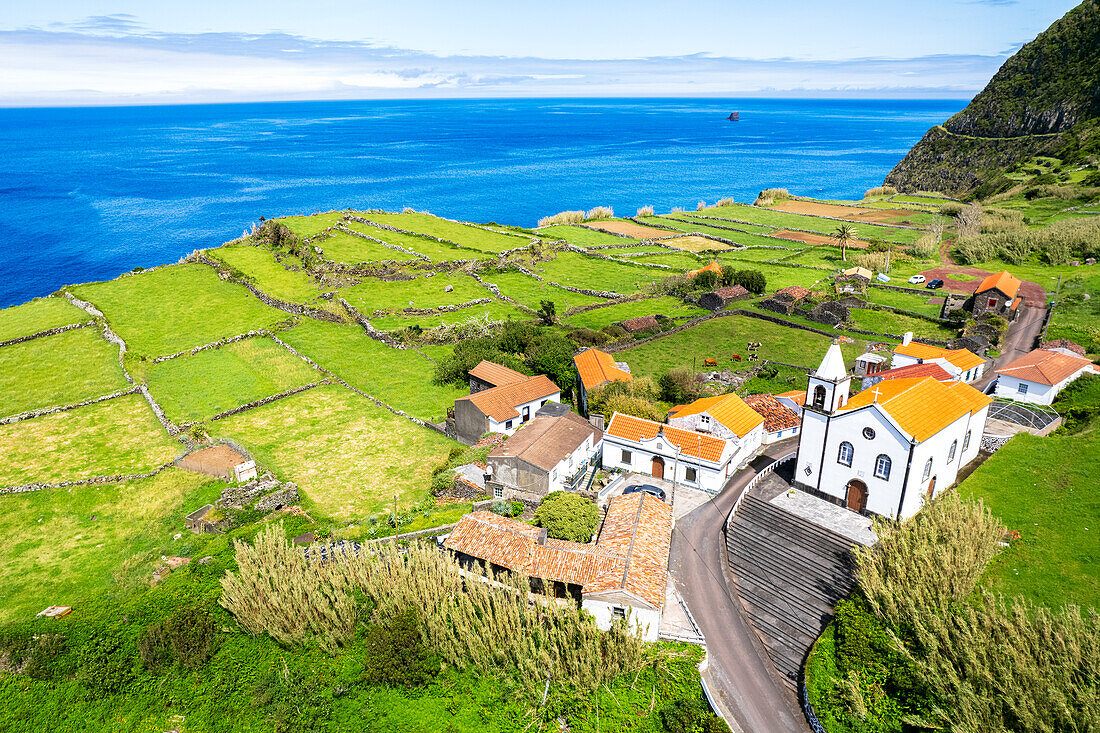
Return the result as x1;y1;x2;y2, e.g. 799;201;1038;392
794;344;992;520
602;412;749;494
993;348;1097;405
485;411;603;501
452;362;561;444
667;392;765;466
444;492;672;641
891;332;986;384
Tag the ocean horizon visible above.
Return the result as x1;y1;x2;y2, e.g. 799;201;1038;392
0;97;965;307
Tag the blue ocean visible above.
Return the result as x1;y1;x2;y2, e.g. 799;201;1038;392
0;98;965;307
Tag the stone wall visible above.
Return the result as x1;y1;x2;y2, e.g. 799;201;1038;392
0;461;175;495
151;330;271;364
0;320;94;349
0;385;141;425
191;253;344;323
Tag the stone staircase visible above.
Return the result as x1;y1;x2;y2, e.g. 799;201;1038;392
725;494;858;689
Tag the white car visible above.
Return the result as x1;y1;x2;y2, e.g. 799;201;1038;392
908;275;927;284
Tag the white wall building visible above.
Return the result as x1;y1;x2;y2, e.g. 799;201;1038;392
993;348;1097;405
794;344;992;520
891;332;986;384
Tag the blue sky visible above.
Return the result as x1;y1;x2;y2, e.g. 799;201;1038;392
0;0;1081;105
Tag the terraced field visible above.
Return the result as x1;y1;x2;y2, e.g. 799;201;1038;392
344;220;496;262
208;245;321;303
365;212;532;253
0;297;87;342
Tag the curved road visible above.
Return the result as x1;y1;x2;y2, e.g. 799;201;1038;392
669;442;808;733
974;303;1045;391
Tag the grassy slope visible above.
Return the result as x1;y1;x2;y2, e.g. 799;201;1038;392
0;394;181;487
365;212;530;253
846;309;957;340
214;384;457;518
367;301;530;331
316;229;420;264
277;211;347;238
71;264;287;358
537;224;639;247
701;204;924;244
0;328;128;417
0;470;218;623
341;272;489;313
481;270;606;310
207;245;320;303
344;221;496;262
0;297;87;342
564;297;705;330
145;337;322;423
532;251;667;294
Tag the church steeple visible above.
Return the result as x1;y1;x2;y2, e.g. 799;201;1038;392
806;343;852;413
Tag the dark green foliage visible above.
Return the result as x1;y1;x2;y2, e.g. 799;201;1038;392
658;698;729;733
693;270;718;290
76;634;136;693
730;269;767;295
533;491;599;543
137;603;219;671
524;331;578;394
432;335;528;386
490;499;523;518
362;609;441;688
570;326;610;348
948;308;969;322
1053;372;1100;434
659;367;698;404
719;265;737;286
537;300;557;325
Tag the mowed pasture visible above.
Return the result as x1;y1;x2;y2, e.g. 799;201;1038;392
341;272;490;313
277;319;465;421
531;250;668;294
315;229;421;264
0;327;128;417
277;211;348;238
846;308;958;341
537;224;638;247
699;203;925;244
564;297;705;330
0;469;218;623
71;264;288;358
617;314;869;377
367;301;530;332
0;394;181;487
0;297;87;342
364;212;531;253
480;270;606;311
207;245;321;304
344;221;495;262
214;384;458;518
662;235;732;252
144;336;322;423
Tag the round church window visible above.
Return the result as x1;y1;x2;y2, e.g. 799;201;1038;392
862;427;876;440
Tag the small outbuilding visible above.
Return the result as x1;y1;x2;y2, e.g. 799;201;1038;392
972;270;1023;319
759;286;812;315
699;285;750;311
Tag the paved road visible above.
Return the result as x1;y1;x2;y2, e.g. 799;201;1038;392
974;304;1045;391
669;442;808;733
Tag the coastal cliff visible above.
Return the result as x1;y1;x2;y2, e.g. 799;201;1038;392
886;0;1100;197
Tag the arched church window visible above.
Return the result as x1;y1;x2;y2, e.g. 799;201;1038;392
837;441;853;466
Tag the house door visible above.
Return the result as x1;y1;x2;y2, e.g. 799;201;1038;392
845;479;868;513
926;477;936;498
651;456;665;479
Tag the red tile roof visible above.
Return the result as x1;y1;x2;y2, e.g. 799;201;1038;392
743;394;801;432
995;349;1095;386
775;286;811;300
620;315;660;332
870;362;954;382
669;393;766;437
457;375;561;422
574;348;633;392
976;270;1022;299
605;412;729;463
1041;339;1087;357
712;285;749;299
469;360;527;387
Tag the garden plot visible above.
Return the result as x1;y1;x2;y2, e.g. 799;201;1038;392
277;319;465;422
536;224;638;247
661;235;732;252
364;212;531;253
277;211;348;238
344;221;495;262
214;384;458;518
564;297;705;330
531;250;667;295
145;336;322;424
341;272;489;315
0;469;217;623
208;245;321;303
480;270;605;310
0;297;87;343
71;264;288;358
314;229;420;264
0;327;128;418
0;393;181;487
584;220;676;240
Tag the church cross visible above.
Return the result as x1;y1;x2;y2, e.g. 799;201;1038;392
870;386;882;402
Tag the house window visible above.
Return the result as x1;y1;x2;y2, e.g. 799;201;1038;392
963;430;971;452
621;449;632;465
987;298;997;308
922;458;932;481
947;440;957;463
837;441;854;467
812;385;827;410
874;454;892;480
699;415;711;431
685;467;697;483
862;427;876;440
505;419;513;430
1017;382;1029;395
611;606;627;621
493;485;504;499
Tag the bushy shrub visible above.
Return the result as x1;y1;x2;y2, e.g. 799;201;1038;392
602;392;666;422
854;251;889;272
955;203;984;237
533;492;599;543
585;206;614;221
731;269;767;294
864;185;897;198
569;327;609;348
491;499;521;517
715;197;736;207
907;234;939;259
76;635;136;693
696;200;707;211
636;205;654;217
753;188;790;206
601;323;628;340
938;202;964;216
659;366;698;404
362;609;441;688
537;210;585;227
138;603;220;672
693;270;718;290
537;299;556;325
659;698;729;733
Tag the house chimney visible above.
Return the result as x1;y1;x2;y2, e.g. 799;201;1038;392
538;528;548;545
902;331;913;346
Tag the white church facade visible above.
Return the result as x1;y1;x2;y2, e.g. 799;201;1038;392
793;344;992;520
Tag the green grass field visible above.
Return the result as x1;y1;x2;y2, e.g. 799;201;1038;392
712;258;835;291
1046;272;1100;357
0;469;218;623
667;214;778;235
364;212;531;253
863;286;945;318
367;301;531;331
0;327;128;417
537;224;638;247
626;252;709;271
214;384;458;518
71;264;287;358
481;270;606;310
0;297;87;342
277;211;348;238
207;245;321;303
847;308;957;340
145;337;322;423
0;394;181;487
563;297;705;330
277;319;465;421
531;251;668;294
344;220;495;262
315;229;421;264
720;246;794;261
958;428;1099;610
700;204;925;244
341;272;489;314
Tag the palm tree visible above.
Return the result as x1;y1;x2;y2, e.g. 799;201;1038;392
832;223;858;261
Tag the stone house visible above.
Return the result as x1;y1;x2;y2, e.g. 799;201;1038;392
452;362;561;444
699;285;750;311
971;270;1023;319
759;286;812;315
485;411;603;501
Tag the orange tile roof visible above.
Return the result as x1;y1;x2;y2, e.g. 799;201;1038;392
743;394;801;432
775;285;811;300
871;363;954;382
605;412;729;463
668;393;766;437
995;349;1095;386
893;342;984;372
976;270;1021;299
574;349;633;392
688;261;722;277
457;375;560;422
469;360;527;387
776;390;807;406
444;493;672;608
841;376;992;442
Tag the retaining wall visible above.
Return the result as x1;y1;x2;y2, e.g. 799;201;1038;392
0;320;94;349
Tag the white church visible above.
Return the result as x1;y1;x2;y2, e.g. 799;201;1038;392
793;344;992;520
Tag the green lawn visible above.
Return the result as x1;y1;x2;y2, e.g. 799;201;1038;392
341;272;489;314
481;270;606;310
618;315;868;377
368;301;531;332
145;337;323;423
781;246;849;269
277;211;348;238
0;297;87;342
864;287;945;318
1047;272;1100;357
207;245;321;303
71;264;288;358
626;252;709;272
0;394;181;487
531;251;668;295
564;297;705;330
537;224;638;247
712;258;834;291
364;212;531;253
0;327;128;417
847;309;957;340
0;469;218;623
315;229;421;264
720;246;794;262
276;319;465;421
958;428;1099;610
344;221;495;262
214;384;459;518
700;204;924;244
